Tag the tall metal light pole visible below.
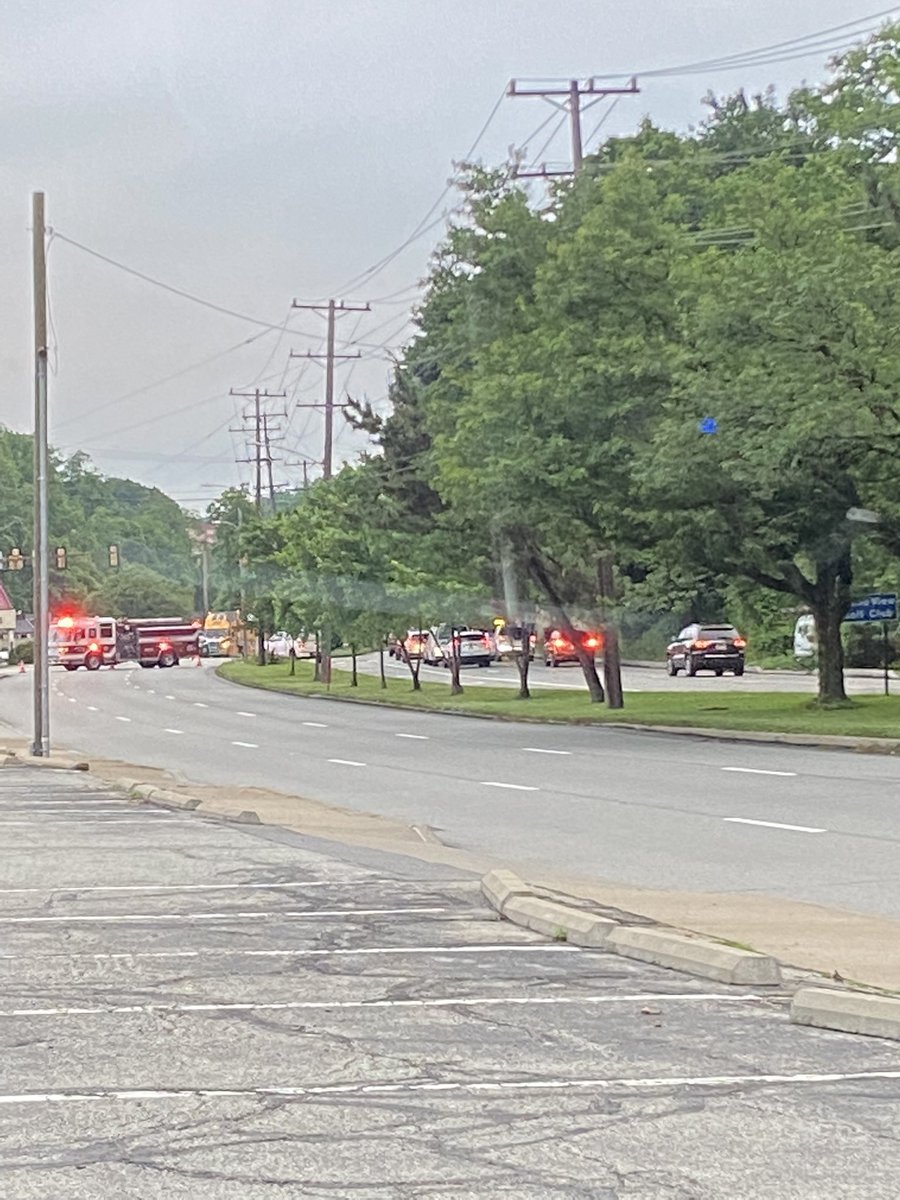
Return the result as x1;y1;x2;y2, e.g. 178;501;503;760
31;192;50;757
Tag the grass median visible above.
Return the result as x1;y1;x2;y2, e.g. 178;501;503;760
218;659;900;740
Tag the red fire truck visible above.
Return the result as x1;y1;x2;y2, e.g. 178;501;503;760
49;615;201;670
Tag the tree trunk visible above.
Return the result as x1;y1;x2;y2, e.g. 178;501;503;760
812;552;851;704
527;553;604;703
289;646;296;676
350;644;358;687
257;628;266;666
313;630;321;683
321;625;332;687
598;554;624;710
379;642;387;689
449;630;463;696
513;627;532;700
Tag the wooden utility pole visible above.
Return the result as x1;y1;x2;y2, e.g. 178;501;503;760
508;77;639;179
31;192;50;757
230;388;286;512
290;299;370;479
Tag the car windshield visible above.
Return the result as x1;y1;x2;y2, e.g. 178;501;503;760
700;627;739;639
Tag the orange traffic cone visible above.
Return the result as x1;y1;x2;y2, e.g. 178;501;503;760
17;660;25;674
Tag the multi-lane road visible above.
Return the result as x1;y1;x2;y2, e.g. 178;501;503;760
1;662;899;927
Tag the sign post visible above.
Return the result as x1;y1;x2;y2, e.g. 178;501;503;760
843;593;897;697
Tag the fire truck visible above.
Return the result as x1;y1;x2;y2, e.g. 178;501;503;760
49;615;201;671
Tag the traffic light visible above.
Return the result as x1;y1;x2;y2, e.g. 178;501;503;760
9;548;25;571
55;546;67;570
108;544;119;568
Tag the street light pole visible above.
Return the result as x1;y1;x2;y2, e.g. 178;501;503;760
31;192;49;757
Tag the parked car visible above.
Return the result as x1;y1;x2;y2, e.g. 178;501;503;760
396;629;429;660
666;623;746;677
265;631;297;659
543;627;602;667
424;626;494;667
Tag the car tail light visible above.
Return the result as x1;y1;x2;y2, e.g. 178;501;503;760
692;639;712;649
584;635;599;649
482;636;492;648
733;637;747;649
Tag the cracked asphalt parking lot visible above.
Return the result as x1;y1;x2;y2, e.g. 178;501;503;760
0;769;897;1199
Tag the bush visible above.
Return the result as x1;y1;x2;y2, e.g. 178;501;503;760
9;639;33;665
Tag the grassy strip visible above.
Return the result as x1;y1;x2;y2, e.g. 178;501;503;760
218;660;900;739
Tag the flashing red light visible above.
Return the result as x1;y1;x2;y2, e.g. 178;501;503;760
584;636;600;650
57;616;75;628
88;642;99;653
158;640;172;651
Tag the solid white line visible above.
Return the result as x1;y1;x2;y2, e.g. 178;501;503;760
722;767;797;777
164;728;185;735
0;879;405;896
724;817;827;834
0;906;448;925
115;716;131;723
193;702;208;708
231;741;258;749
3;1068;899;1106
328;758;366;767
0;992;764;1019
86;705;99;712
522;748;571;756
43;944;582;962
481;781;539;792
236;711;257;718
395;733;429;740
303;721;328;728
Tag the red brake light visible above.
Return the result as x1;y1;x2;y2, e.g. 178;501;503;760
733;637;747;649
584;636;599;649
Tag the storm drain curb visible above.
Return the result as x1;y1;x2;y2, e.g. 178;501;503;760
791;986;900;1040
481;869;781;984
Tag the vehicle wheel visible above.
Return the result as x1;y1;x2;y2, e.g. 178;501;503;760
734;664;745;677
666;658;678;676
139;661;153;669
64;664;78;672
685;655;698;677
159;650;177;668
715;668;723;677
84;654;101;671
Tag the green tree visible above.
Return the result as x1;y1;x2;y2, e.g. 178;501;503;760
88;563;194;619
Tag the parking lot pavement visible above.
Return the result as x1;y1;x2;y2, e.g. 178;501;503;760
0;770;898;1198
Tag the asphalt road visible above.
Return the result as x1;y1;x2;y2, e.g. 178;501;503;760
1;664;900;923
1;766;898;1198
351;651;897;694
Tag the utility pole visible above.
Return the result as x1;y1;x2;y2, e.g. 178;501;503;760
230;388;287;513
31;192;49;757
290;299;370;479
509;77;639;709
508;77;639;178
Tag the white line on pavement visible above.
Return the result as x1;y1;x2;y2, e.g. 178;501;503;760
522;748;571;756
303;721;328;728
115;716;131;723
328;758;366;767
724;817;827;834
0;991;765;1020
0;906;448;925
236;711;257;718
86;706;98;712
146;689;155;695
3;1068;900;1106
193;702;208;708
164;728;185;735
481;781;539;792
36;944;581;962
0;879;413;896
722;767;797;777
67;697;77;704
231;741;259;749
395;733;429;740
165;695;176;700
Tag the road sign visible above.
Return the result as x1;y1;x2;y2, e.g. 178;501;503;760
844;593;898;623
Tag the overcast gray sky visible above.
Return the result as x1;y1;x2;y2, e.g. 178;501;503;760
0;1;894;508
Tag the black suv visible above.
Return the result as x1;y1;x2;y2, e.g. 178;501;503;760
666;623;746;677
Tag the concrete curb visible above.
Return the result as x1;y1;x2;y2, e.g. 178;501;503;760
1;752;89;771
480;869;782;984
791;986;900;1040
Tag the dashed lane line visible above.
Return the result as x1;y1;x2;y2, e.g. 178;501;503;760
114;717;131;723
481;781;539;792
231;741;259;749
722;767;797;777
395;733;429;740
236;711;257;718
164;728;185;735
724;817;827;834
303;721;328;728
328;758;366;767
193;702;208;708
522;748;571;756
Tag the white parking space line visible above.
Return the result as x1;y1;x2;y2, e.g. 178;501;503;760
522;748;571;756
115;717;131;723
3;1068;900;1106
303;721;328;728
395;733;429;740
724;817;827;834
722;767;797;777
0;906;448;925
32;943;581;962
193;702;208;708
164;728;185;735
231;741;259;749
328;758;366;767
481;781;539;792
0;991;764;1020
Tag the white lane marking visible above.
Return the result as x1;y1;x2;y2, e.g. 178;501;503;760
0;820;188;828
722;767;797;777
522;748;571;756
395;733;429;740
236;711;257;718
303;721;328;728
163;728;185;735
724;818;827;834
231;741;259;749
328;758;365;767
67;697;77;704
0;879;413;896
193;702;208;708
0;992;765;1020
87;706;99;712
3;1068;900;1106
146;689;155;695
115;717;131;723
481;781;539;792
40;944;581;962
165;695;176;701
0;906;448;925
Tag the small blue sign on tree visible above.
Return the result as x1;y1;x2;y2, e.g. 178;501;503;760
699;417;718;434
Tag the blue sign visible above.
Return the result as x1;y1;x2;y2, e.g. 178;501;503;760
844;593;898;623
699;417;718;434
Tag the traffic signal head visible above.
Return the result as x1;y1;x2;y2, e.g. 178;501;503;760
55;546;67;570
108;544;119;568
